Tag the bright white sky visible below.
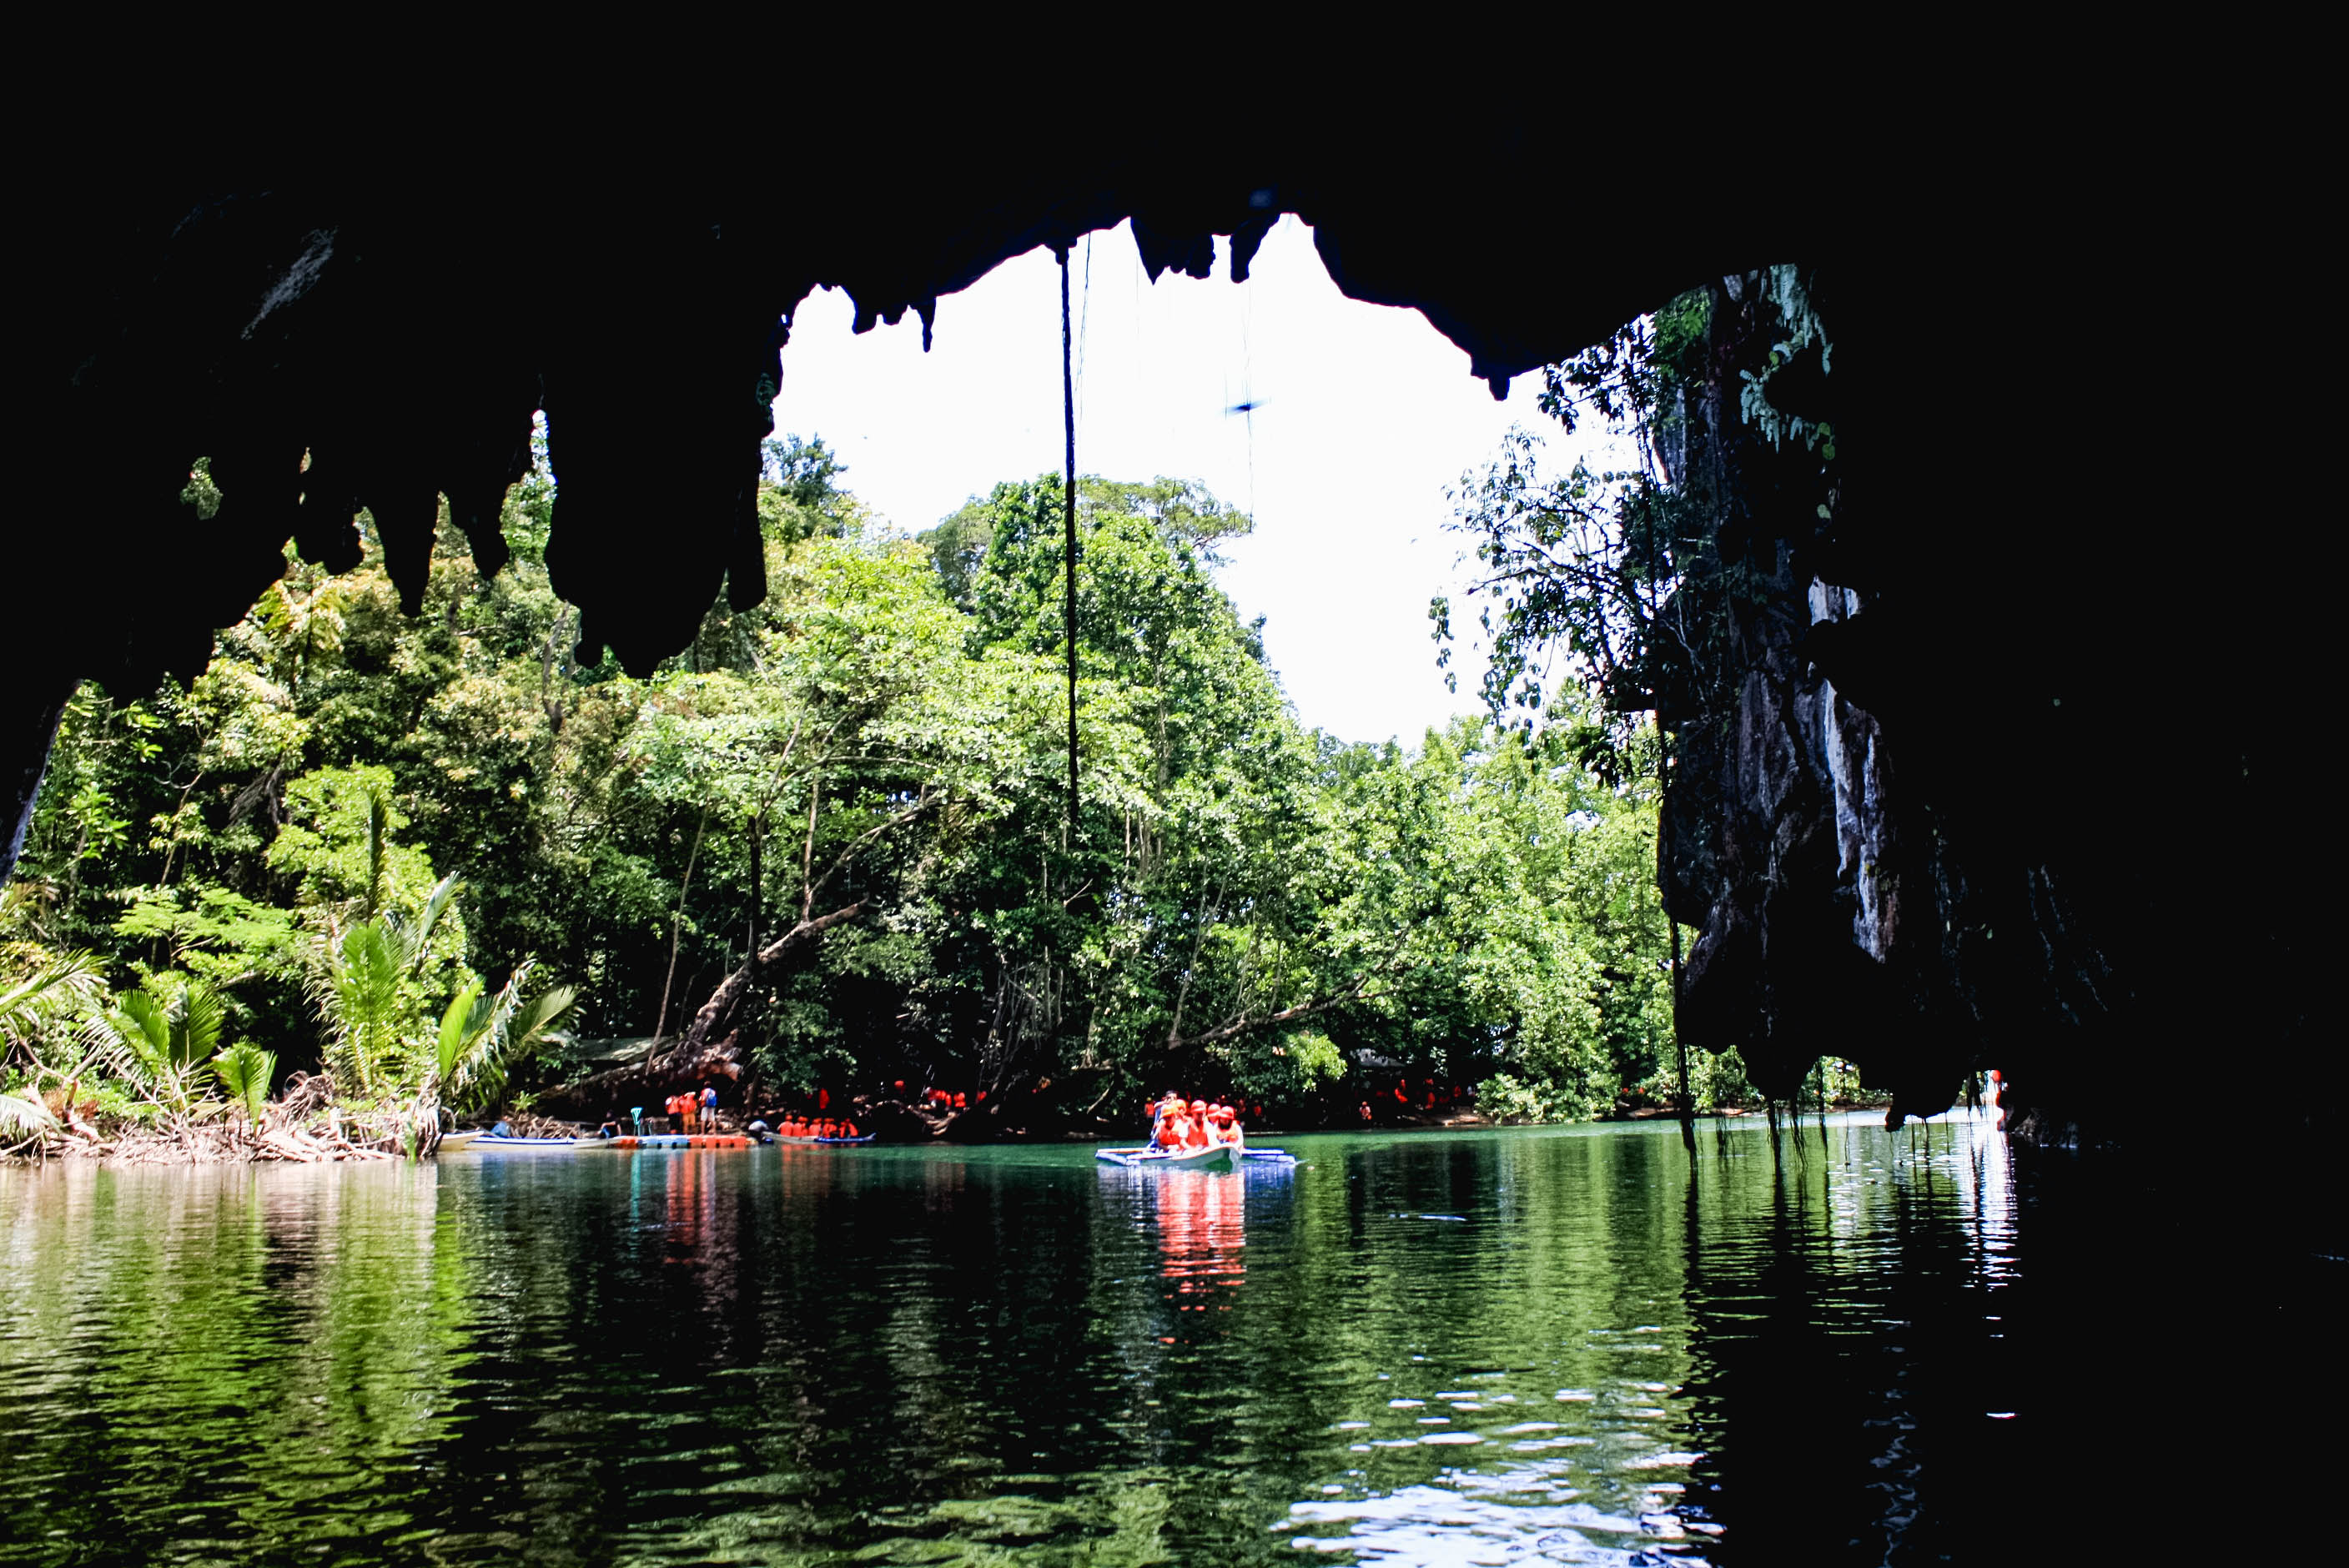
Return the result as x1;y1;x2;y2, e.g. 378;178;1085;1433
771;217;1613;747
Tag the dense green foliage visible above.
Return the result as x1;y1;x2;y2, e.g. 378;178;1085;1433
4;429;1756;1133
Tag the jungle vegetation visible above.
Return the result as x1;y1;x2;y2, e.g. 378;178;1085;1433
4;400;1771;1152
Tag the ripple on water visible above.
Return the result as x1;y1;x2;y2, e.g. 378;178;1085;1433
1283;1465;1691;1567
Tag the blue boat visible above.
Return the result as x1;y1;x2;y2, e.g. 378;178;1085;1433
1094;1143;1235;1169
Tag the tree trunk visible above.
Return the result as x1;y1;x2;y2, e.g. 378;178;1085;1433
654;809;708;1041
746;812;762;960
674;899;867;1058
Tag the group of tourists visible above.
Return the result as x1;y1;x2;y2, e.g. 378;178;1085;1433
661;1085;719;1133
1148;1091;1246;1151
775;1113;860;1139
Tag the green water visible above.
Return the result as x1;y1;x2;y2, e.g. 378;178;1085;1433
0;1117;2039;1565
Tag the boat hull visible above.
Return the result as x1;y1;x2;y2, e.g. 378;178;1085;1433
588;1134;754;1149
1094;1143;1236;1169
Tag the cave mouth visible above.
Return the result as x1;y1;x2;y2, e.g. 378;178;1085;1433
15;92;2326;1158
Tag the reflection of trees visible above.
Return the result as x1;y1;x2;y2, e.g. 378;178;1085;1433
0;1161;468;1554
0;1123;2029;1561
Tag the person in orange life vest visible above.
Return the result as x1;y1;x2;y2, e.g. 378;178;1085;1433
1210;1103;1245;1148
838;1118;858;1138
1149;1090;1182;1147
1182;1101;1213;1150
1156;1102;1190;1150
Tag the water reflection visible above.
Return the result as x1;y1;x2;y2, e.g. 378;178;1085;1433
0;1111;2166;1565
1154;1168;1247;1315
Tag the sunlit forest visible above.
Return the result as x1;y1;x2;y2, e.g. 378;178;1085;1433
5;308;1788;1156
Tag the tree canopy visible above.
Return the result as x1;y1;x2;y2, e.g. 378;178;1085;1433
5;425;1754;1140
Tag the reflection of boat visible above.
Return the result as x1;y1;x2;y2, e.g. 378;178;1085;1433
1095;1143;1235;1169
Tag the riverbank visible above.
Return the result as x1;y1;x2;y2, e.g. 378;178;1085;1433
6;1073;446;1164
7;1088;1937;1165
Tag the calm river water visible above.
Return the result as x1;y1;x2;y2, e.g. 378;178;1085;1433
0;1115;2214;1565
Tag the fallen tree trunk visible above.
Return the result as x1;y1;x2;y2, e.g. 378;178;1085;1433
531;1033;751;1121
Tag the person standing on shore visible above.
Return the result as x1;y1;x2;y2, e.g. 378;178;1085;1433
701;1083;718;1133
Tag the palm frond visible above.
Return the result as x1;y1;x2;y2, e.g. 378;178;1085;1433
364;787;390;923
400;874;464;971
212;1042;276;1123
0;948;108;1047
0;1092;58;1138
506;983;578;1060
110;990;174;1082
439;962;576;1113
171;981;224;1071
309;921;408;1099
434;978;488;1085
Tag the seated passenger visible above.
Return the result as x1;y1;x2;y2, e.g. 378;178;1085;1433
1155;1106;1189;1149
839;1119;858;1138
1211;1104;1245;1148
1184;1101;1212;1149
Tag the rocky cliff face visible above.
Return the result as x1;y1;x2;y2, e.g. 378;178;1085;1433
1653;269;2313;1136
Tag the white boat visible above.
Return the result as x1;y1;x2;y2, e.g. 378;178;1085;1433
1094;1143;1236;1169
